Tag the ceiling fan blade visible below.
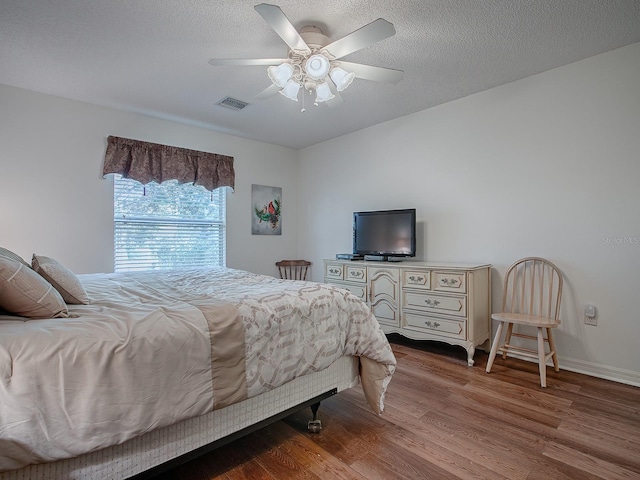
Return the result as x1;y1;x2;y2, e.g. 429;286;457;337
254;3;310;53
255;84;280;100
338;62;404;83
208;58;286;66
323;18;396;59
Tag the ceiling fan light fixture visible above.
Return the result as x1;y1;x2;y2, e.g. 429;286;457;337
209;4;403;110
329;67;356;92
304;54;330;80
314;82;335;103
267;63;294;88
280;79;301;101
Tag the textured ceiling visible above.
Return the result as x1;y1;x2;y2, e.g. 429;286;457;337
1;0;639;149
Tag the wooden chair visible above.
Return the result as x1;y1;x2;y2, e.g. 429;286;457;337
276;260;311;281
486;257;563;387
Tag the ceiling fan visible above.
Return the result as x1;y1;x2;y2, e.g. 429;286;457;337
208;3;403;108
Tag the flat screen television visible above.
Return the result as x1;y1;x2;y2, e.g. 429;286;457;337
353;208;416;260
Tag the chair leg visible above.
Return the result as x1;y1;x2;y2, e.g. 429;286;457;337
502;322;514;360
547;328;559;372
486;321;504;373
537;327;547;388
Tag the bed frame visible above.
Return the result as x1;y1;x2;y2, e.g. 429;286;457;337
1;356;360;480
131;389;337;480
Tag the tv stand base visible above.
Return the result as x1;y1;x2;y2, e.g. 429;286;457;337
363;255;403;262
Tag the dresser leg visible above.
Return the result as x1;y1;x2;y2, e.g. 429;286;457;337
466;345;475;366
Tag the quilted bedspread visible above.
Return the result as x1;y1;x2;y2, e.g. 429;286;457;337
0;267;396;471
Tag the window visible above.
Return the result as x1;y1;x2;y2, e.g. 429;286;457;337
113;176;226;272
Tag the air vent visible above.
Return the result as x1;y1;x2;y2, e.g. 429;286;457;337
216;96;249;111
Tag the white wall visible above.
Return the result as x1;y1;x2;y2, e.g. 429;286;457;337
298;43;640;385
0;84;299;276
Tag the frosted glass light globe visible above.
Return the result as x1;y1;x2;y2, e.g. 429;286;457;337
304;54;330;80
267;63;294;88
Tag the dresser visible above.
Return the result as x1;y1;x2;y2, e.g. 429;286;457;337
324;260;491;366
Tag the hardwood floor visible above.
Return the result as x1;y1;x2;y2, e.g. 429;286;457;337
156;335;640;480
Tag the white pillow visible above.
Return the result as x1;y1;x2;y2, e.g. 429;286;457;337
32;254;89;305
0;257;69;319
0;246;30;267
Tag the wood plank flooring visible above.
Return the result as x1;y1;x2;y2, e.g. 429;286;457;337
156;335;640;479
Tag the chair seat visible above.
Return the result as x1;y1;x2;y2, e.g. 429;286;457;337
492;312;560;327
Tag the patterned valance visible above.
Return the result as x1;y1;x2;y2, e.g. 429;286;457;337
102;136;235;192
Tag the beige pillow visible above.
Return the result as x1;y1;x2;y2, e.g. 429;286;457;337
0;246;30;268
0;257;69;319
32;254;89;305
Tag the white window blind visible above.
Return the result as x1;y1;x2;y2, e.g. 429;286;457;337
113;176;226;272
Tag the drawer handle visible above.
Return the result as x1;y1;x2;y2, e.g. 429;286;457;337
329;268;340;275
350;271;364;278
425;299;441;306
440;278;459;287
425;321;441;329
408;275;425;282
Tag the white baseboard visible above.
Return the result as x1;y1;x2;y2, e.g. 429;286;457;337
499;351;640;388
557;356;640;388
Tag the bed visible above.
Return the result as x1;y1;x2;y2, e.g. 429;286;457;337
0;257;396;479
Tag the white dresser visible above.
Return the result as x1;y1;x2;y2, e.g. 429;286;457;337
324;259;491;366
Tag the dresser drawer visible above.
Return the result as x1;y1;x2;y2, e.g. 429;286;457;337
333;283;367;302
325;263;344;280
402;291;466;317
432;271;466;293
404;311;465;340
345;265;367;283
402;269;430;289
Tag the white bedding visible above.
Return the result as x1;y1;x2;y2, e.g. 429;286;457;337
0;267;396;472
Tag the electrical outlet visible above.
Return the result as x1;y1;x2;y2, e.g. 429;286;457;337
584;304;597;326
584;316;597;326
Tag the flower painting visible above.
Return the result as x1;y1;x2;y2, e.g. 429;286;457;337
252;184;282;235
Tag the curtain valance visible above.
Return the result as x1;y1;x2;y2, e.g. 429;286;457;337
102;136;235;192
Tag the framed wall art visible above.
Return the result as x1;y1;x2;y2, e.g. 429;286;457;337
251;184;282;235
